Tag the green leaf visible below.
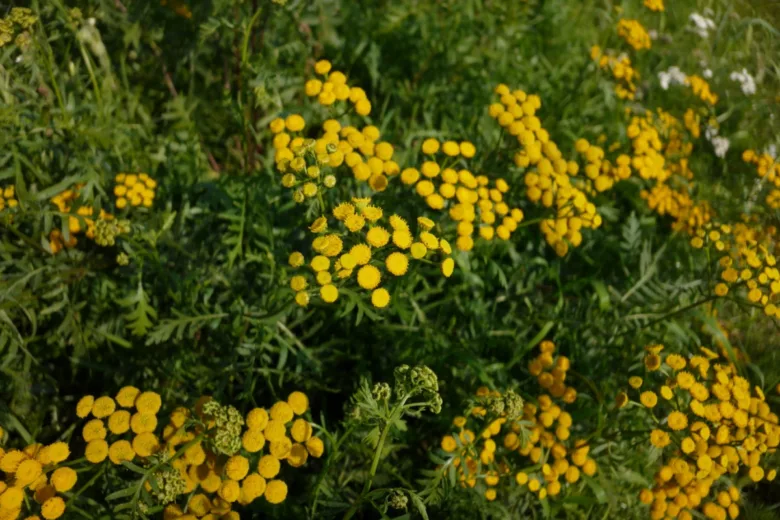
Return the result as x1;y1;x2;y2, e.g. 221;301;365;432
105;486;139;501
591;280;611;312
120;461;148;474
409;491;429;520
582;474;608;504
118;280;157;337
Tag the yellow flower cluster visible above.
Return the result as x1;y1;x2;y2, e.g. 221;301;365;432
591;46;639;100
590;60;714;235
76;387;164;465
623;345;779;520
642;183;710;234
621;109;713;235
439;341;595;504
629;111;678;181
491;84;603;256
686;75;718;105
49;185;121;254
73;388;321;517
400;138;524;251
271;115;399;200
617;19;652;51
0;436;74;520
573;138;632;193
305;60;372;116
288;198;455;308
161;391;322;517
0;185;17;212
767;189;780;209
114;173;157;209
683;109;701;139
690;220;779;318
644;0;664;12
273;58;457;311
742;149;780;209
742;149;780;184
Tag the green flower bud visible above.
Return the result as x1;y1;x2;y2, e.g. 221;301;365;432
387;489;408;510
393;365;442;414
9;8;37;29
202;400;244;456
372;382;391;402
503;389;524;421
486;394;505;416
149;467;185;505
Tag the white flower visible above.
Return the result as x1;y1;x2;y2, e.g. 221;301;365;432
689;13;716;38
711;136;730;158
705;125;729;158
729;68;756;95
703;69;713;79
658;66;687;90
767;144;777;159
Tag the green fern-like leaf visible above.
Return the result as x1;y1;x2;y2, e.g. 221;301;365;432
118;280;157;337
621;212;642;252
146;309;227;345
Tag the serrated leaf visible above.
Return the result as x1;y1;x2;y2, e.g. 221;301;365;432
118;280;157;337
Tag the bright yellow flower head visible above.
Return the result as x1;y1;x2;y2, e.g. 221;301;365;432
357;265;381;290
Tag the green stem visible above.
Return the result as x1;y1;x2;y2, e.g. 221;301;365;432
619;295;720;336
343;396;408;520
130;433;206;516
32;0;67;116
241;7;264;67
243;298;295;321
363;417;393;494
78;41;103;108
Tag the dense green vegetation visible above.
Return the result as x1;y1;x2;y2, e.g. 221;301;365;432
1;1;779;519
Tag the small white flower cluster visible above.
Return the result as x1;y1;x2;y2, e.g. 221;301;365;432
689;13;716;38
711;137;730;158
658;66;687;90
729;68;756;96
705;126;730;158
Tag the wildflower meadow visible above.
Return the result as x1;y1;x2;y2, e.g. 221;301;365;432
1;1;780;519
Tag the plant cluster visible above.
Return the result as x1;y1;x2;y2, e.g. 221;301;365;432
1;1;779;519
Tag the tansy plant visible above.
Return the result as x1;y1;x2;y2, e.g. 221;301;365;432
436;341;598;510
3;1;780;520
287;199;455;309
63;387;324;518
48;183;131;255
399;137;525;252
0;434;75;520
271;59;399;205
490;85;605;257
615;345;779;520
331;365;443;519
689;220;780;319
